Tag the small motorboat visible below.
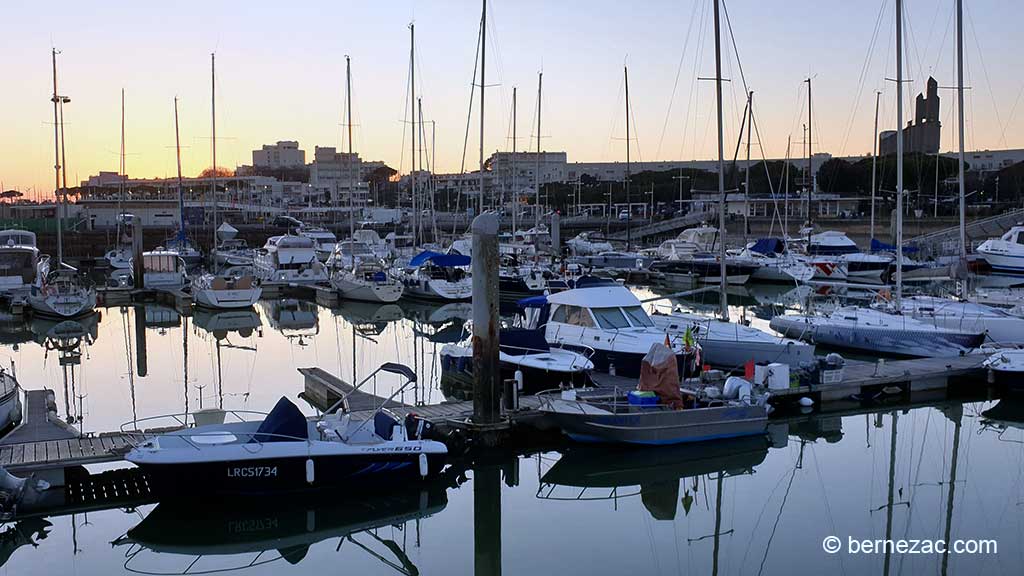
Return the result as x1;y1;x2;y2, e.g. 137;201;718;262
983;347;1024;388
191;273;262;309
124;363;447;496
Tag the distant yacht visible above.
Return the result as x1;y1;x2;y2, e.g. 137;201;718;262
254;235;329;285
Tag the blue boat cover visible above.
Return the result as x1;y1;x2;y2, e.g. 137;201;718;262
408;250;471;268
251;397;308;443
870;238;919;253
517;295;548;308
750;238;785;255
500;328;551;356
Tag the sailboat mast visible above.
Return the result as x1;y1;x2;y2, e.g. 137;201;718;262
174;97;185;238
478;0;486;216
784;135;791;237
211;53;217;243
805;77;813;230
744;90;752;243
895;0;904;304
956;0;966;259
120;90;126;235
713;0;728;321
512;86;517;234
535;71;542;227
51;49;63;265
625;65;631;253
871;90;881;242
346;55;355;267
410;23;417;246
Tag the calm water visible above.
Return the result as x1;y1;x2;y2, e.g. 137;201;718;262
2;291;1022;575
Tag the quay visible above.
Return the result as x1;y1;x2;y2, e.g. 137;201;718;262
0;354;991;476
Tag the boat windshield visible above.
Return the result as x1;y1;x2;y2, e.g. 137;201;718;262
592;307;631;330
622;306;654;327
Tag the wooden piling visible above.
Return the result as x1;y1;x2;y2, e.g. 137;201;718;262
471;213;501;424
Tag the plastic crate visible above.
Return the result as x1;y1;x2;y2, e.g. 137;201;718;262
820;367;844;384
628;390;660;405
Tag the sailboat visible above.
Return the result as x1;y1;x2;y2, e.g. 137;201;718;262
327;56;403;304
104;91;133;271
191;54;262;310
164;92;202;268
29;50;96;319
770;0;984;358
211;222;255;267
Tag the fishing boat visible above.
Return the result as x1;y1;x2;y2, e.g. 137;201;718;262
139;250;188;289
977;225;1024;276
123;362;447;496
769;306;984;357
532;285;699;378
254;235;329;285
651;309;815;369
0;230;49;297
27;268;96;318
191;273;262;309
397;251;472;301
440;327;593;397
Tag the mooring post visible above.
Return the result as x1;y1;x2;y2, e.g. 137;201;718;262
551;210;561;257
134;305;148;378
472;212;501;424
131;217;144;290
474;463;502;576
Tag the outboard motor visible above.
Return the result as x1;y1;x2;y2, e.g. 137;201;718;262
404;413;439;442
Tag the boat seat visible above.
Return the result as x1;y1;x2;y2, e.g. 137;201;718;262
374;411;399;441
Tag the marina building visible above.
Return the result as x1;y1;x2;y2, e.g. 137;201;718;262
252;141;306;169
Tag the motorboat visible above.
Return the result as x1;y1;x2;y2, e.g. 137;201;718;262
0;366;22;435
531;285;700;378
0;230;49;297
254;235;329;285
839;252;892;283
982;347;1024;388
655;226;719;260
297;225;338;262
397;251;472;301
537;379;768;445
212;222;255;267
649;257;756;285
570;251;656;272
737;238;815;283
351;229;391;260
977;225;1024;275
770;306;985;357
123;363;447;496
440;327;593;398
898;295;1024;345
566;232;613;256
191;273;262;309
805;230;860;256
328;257;403;304
650;309;815;369
138;250;188;290
27;268;96;318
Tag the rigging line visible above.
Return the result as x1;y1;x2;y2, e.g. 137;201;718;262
966;6;1008;149
655;0;701;159
720;0;747;93
929;2;955;80
628;77;644;164
453;16;483;231
680;0;709;160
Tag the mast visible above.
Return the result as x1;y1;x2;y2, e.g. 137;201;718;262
478;0;486;216
624;65;631;252
174;97;185;239
535;71;542;227
713;0;728;321
744;90;753;243
51;49;63;265
211;53;217;248
419;98;426;239
895;0;904;304
805;77;813;230
346;55;355;269
956;0;966;260
120;89;126;243
783;136;791;237
512;87;517;234
871;90;881;242
409;23;417;246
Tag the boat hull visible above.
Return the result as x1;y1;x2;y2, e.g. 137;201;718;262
194;287;263;309
440;351;592;397
543;402;767;445
332;276;403;303
27;291;97;318
401;278;472;301
770;315;984;357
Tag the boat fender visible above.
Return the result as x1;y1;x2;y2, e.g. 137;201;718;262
418;453;429;478
305;459;315;484
514;370;524;392
798;397;814;407
723;376;752;402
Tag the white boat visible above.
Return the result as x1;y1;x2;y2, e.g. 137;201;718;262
839;252;892;283
651;309;815;369
212;223;255;267
898;295;1024;345
737;238;815;283
104;214;135;270
769;306;985;357
982;347;1024;388
139;250;188;289
298;226;338;262
254;235;329;285
329;259;403;304
27;267;97;318
535;284;699;378
398;251;472;301
566;232;613;256
351;229;390;260
655;226;719;259
977;225;1024;275
192;273;262;309
0;230;49;297
0;366;22;434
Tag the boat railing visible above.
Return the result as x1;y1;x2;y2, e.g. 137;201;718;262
132;428;317;452
119;408;269;436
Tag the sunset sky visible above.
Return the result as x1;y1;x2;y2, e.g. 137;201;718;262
2;0;1022;199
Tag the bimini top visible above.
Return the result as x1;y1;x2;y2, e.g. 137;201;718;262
546;285;640;308
409;250;471;268
749;238;786;256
